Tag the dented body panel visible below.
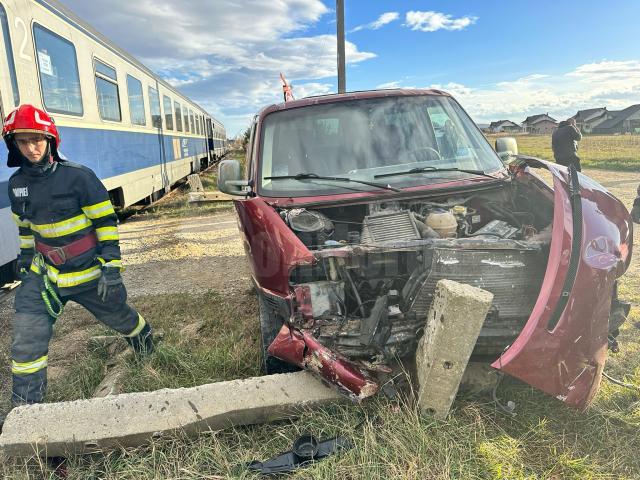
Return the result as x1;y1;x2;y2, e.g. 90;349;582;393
492;160;632;409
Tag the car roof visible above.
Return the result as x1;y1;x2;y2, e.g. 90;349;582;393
258;88;452;117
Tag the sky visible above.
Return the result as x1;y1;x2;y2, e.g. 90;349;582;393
59;0;640;137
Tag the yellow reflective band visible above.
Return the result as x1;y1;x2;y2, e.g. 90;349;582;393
96;226;119;242
12;355;48;375
31;213;92;239
12;213;31;228
20;235;35;249
82;200;115;220
126;314;146;338
55;264;102;288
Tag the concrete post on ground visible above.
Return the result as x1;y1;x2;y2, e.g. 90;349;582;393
415;279;494;418
0;371;343;458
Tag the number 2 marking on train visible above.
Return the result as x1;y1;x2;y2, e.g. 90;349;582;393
14;17;32;61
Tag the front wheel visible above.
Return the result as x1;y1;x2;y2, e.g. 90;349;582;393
258;294;300;374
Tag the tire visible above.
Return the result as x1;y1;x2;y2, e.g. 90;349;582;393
258;294;300;374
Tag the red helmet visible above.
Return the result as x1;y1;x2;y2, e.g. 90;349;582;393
2;104;60;148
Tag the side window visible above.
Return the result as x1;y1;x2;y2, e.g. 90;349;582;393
0;4;19;106
126;74;146;126
174;101;182;131
148;86;161;128
163;95;173;130
94;59;121;121
33;24;82;115
183;106;189;132
189;109;195;134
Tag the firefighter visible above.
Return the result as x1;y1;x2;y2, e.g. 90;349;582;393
2;104;154;412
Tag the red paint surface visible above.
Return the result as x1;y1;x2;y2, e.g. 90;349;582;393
492;161;633;409
234;197;314;296
267;324;379;401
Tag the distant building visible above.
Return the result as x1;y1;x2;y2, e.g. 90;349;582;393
571;107;617;133
592;104;640;134
521;113;558;134
488;120;522;133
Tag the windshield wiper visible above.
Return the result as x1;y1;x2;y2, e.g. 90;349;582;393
264;173;402;192
374;166;503;180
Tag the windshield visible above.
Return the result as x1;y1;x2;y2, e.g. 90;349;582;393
259;95;505;197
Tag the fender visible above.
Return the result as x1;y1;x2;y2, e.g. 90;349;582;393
493;158;633;409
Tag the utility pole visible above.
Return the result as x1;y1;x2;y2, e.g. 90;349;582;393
336;0;346;93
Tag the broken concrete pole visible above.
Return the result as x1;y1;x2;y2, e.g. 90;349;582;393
415;279;493;418
0;371;342;458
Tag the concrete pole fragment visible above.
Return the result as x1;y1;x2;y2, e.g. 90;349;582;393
415;279;494;418
0;371;342;458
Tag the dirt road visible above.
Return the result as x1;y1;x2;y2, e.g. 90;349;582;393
0;167;638;411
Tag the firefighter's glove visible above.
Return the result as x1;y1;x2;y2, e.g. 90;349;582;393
97;266;124;303
632;196;640;224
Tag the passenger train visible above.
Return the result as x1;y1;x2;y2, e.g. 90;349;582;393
0;0;229;284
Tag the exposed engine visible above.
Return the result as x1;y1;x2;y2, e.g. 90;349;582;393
280;185;553;361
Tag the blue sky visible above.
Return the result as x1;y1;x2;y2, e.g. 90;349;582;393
60;0;640;136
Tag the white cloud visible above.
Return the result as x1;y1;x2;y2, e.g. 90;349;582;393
351;12;399;32
384;60;640;124
376;81;402;89
405;11;477;32
59;0;376;133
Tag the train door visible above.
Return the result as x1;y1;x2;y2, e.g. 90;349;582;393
152;81;169;194
206;118;215;162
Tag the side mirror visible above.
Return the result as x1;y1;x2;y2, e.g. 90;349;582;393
218;160;250;195
495;137;518;162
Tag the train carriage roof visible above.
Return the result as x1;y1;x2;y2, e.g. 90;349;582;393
39;0;223;127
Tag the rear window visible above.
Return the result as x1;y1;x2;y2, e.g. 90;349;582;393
33;24;83;115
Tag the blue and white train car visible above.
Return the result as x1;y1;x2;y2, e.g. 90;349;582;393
0;0;228;284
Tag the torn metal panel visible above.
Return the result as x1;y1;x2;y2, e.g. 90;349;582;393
267;324;379;401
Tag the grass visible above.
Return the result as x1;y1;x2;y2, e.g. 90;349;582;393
2;282;639;479
485;134;640;171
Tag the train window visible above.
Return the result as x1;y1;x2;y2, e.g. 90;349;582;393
33;24;83;115
183;106;189;133
174;101;182;131
148;87;161;129
189;109;195;134
163;95;173;130
94;59;121;121
95;61;117;80
126;75;146;126
0;4;19;106
196;115;201;135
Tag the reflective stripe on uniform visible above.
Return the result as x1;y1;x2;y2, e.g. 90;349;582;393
12;213;31;228
12;355;48;375
82;200;115;220
30;262;102;288
30;213;93;238
96;226;119;242
97;258;123;269
126;314;146;338
56;265;102;288
20;235;35;249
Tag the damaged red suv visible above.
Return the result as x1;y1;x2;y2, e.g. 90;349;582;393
219;89;633;409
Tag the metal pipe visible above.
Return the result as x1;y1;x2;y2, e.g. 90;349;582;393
336;0;346;93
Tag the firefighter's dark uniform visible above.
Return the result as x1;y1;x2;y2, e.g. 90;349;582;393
8;159;150;405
